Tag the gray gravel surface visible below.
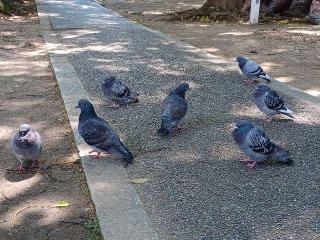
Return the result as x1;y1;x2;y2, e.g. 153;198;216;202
46;0;320;239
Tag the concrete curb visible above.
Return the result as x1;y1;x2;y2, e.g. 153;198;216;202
35;1;159;239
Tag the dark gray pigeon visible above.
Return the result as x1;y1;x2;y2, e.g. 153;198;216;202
76;99;133;167
236;56;272;84
253;85;293;123
101;76;139;108
158;83;189;136
11;124;42;173
232;119;292;168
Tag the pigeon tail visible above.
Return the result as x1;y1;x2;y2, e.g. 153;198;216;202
157;127;170;136
278;107;294;118
120;143;134;164
270;145;293;165
258;74;272;82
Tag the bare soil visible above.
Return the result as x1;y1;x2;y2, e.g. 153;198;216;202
0;2;101;240
98;0;320;97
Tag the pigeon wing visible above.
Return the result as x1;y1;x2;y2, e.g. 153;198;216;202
247;128;275;154
111;80;130;98
264;90;285;111
161;95;187;130
244;60;265;77
79;118;112;147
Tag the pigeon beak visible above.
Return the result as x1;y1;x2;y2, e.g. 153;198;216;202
75;105;79;109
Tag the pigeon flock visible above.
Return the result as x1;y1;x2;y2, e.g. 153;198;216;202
11;56;294;171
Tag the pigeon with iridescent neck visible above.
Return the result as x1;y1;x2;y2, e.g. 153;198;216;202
232;120;293;168
236;56;272;84
76;99;133;167
253;85;293;123
11;124;42;173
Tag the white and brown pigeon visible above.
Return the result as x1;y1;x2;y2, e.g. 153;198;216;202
11;124;42;173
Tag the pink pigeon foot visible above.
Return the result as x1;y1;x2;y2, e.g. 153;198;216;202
17;163;26;173
108;103;120;109
243;79;255;85
246;161;257;169
240;156;251;163
89;150;101;158
30;160;38;170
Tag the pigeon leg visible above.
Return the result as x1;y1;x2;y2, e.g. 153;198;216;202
108;102;120;109
89;150;101;158
246;161;257;169
17;162;26;173
240;156;251;162
30;160;38;170
243;78;255;85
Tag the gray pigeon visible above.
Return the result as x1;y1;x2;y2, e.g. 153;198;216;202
253;85;293;123
76;99;133;167
11;124;42;173
158;83;189;136
232;119;293;168
236;56;272;84
101;76;139;108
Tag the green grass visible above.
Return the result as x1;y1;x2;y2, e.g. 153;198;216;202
81;186;91;198
85;218;103;240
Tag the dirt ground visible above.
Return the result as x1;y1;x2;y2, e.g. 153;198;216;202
99;0;320;97
0;4;101;240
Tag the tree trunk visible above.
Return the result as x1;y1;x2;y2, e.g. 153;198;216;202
308;0;320;24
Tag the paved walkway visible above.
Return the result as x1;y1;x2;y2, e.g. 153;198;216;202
37;0;320;239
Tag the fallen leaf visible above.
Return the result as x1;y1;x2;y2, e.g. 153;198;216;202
130;178;149;184
54;200;69;208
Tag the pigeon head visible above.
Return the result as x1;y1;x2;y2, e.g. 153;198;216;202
236;56;247;68
17;124;31;143
235;119;254;128
174;83;190;97
76;99;97;119
76;99;94;110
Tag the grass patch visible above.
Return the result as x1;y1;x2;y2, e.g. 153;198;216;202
85;218;103;240
0;0;36;16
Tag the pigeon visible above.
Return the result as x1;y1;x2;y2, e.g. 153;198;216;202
232;119;293;168
236;56;272;84
158;83;189;136
253;85;293;123
76;99;133;167
11;124;42;173
101;76;139;108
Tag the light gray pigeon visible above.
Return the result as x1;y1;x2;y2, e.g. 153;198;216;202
236;56;272;84
101;76;139;108
11;124;42;173
158;83;189;136
253;85;293;123
232;119;293;168
76;99;133;167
